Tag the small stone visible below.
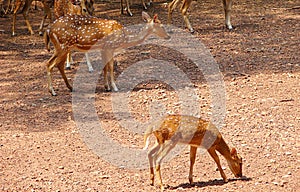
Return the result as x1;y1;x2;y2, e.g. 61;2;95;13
100;175;110;179
285;152;292;156
270;159;276;163
281;180;288;186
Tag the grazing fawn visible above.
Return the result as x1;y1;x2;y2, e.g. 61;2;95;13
143;115;243;190
12;0;52;36
168;0;233;33
44;12;170;96
53;0;95;72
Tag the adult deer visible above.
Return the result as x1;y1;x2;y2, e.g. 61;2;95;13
12;0;52;36
143;115;243;190
53;0;95;72
44;12;170;96
54;0;94;19
168;0;233;33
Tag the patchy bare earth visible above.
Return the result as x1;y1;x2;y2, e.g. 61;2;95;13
0;0;299;191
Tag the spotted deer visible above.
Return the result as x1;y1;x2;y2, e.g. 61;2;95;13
143;115;243;190
53;0;95;72
168;0;233;33
54;0;94;19
12;0;52;36
44;12;170;96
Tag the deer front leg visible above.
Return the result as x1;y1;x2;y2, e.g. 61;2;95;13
180;0;194;33
102;51;118;91
223;0;233;30
141;0;147;10
155;164;164;191
108;59;118;91
208;147;228;182
38;3;51;36
125;0;133;16
189;146;197;184
66;52;73;70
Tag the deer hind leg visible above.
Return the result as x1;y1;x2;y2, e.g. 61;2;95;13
46;51;70;96
57;55;73;93
147;143;161;186
207;147;228;182
102;51;118;91
22;0;35;35
46;53;60;96
85;53;93;72
189;146;197;184
103;64;110;91
12;0;22;36
180;0;193;33
167;0;181;25
223;0;233;29
154;140;178;190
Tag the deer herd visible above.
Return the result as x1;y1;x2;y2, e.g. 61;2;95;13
3;0;243;190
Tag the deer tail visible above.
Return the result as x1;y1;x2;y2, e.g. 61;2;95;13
143;124;154;150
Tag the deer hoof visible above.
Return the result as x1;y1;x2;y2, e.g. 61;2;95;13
105;86;111;92
226;25;233;30
88;68;94;73
126;10;133;17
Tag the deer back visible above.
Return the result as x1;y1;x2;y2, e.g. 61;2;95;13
49;15;123;51
152;115;221;147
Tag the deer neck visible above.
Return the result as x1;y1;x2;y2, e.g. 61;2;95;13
119;24;153;50
216;137;233;161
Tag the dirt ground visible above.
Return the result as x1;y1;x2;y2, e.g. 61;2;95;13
0;0;299;191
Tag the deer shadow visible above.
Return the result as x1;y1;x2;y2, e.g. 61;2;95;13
167;176;252;190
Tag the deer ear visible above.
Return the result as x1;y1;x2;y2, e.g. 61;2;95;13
230;148;237;156
153;14;158;21
142;11;151;22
